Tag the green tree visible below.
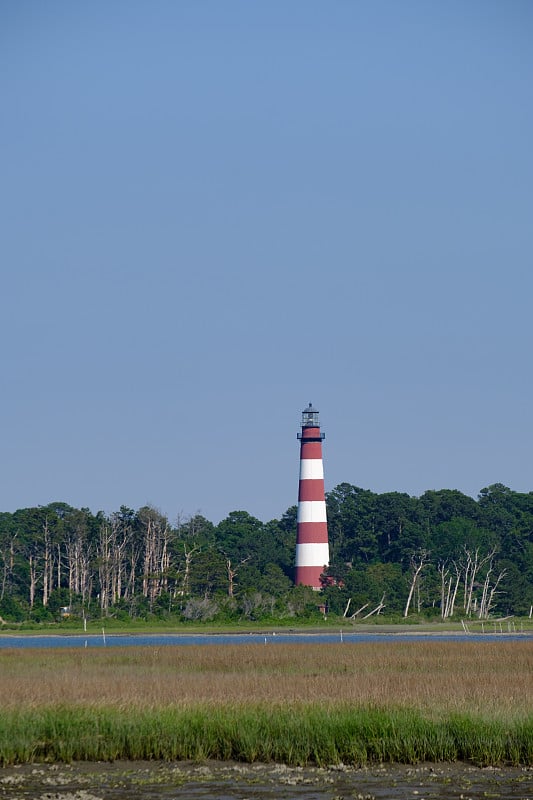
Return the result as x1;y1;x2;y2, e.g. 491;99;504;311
420;489;480;527
373;492;423;563
215;511;264;563
326;484;378;564
257;563;292;595
188;548;227;598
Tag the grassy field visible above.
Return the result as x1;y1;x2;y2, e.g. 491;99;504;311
0;640;532;766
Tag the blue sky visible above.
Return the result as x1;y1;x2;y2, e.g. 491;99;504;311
1;1;532;524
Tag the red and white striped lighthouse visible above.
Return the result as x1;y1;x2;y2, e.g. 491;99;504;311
295;403;329;589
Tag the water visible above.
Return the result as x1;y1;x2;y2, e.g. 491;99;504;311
0;631;531;648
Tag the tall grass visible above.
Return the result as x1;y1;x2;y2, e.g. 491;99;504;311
0;706;531;767
0;641;531;766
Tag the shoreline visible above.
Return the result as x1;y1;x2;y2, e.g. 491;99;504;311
1;617;531;641
0;760;532;799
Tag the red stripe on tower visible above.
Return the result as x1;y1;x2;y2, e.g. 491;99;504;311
295;403;329;589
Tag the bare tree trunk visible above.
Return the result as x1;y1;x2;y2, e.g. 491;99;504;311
80;551;92;610
227;559;236;597
438;562;449;619
480;567;507;618
160;525;172;596
97;522;113;615
56;543;62;594
444;576;453;618
142;519;155;600
225;556;249;597
28;552;40;609
42;519;51;607
125;545;139;602
66;527;93;610
463;548;477;615
0;549;6;602
440;560;461;619
403;551;428;617
0;533;18;601
448;562;461;618
141;516;172;608
463;547;496;616
362;594;386;619
109;519;126;606
479;563;492;618
178;544;199;600
349;602;370;619
67;539;76;597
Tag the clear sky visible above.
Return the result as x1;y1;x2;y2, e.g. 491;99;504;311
1;1;532;525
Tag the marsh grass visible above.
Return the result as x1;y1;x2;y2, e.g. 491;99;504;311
0;640;532;766
0;706;531;768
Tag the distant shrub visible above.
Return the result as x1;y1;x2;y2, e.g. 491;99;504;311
0;596;27;622
182;597;220;621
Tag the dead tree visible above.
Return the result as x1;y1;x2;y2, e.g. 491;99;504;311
42;518;53;607
28;550;41;609
439;560;461;619
362;594;386;619
225;555;250;597
140;511;173;608
463;547;496;616
97;522;113;614
403;550;429;617
124;537;141;603
348;602;371;619
479;560;507;619
65;530;93;610
56;542;63;597
176;543;200;600
0;532;18;601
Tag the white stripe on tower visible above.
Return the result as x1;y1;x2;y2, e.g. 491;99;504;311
297;502;328;523
295;403;329;589
299;459;323;481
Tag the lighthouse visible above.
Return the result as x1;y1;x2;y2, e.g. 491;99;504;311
295;403;329;588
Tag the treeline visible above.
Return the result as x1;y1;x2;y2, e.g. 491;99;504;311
0;482;532;623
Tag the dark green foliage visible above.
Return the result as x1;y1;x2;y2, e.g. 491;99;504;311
0;595;26;622
420;489;481;526
215;510;264;562
1;481;533;621
326;483;378;563
188;549;227;598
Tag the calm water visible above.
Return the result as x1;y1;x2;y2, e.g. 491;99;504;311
0;631;531;648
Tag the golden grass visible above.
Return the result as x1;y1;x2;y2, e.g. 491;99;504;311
0;640;531;720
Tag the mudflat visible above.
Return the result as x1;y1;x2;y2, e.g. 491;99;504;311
1;760;532;799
